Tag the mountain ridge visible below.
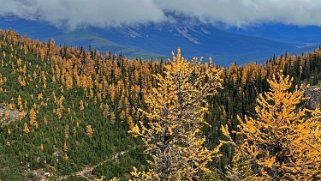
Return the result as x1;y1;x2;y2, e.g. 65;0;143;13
1;15;321;66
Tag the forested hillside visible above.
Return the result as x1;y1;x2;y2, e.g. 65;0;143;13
1;29;321;180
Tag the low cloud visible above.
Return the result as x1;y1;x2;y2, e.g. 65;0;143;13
0;0;166;29
157;0;321;27
1;0;321;29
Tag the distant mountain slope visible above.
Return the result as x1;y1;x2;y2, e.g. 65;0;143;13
228;23;321;45
94;25;298;65
1;16;321;66
54;30;163;58
0;17;163;59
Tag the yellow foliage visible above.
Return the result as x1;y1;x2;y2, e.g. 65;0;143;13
64;152;69;161
65;72;73;90
8;103;15;110
127;116;134;131
40;144;44;152
109;177;119;181
130;49;223;180
79;100;85;111
18;75;26;87
23;123;30;134
19;110;26;121
86;124;94;137
37;93;43;100
17;95;23;110
29;108;37;127
110;112;116;124
225;72;321;180
63;142;68;152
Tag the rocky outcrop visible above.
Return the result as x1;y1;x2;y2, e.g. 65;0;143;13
304;84;321;110
0;105;21;125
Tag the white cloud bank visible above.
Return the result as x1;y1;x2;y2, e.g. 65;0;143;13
1;0;321;29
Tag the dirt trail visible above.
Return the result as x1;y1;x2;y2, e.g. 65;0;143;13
59;149;132;180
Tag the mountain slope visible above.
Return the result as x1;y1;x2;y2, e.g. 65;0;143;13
2;29;321;180
0;17;162;59
2;16;321;66
92;25;298;65
0;30;148;180
228;23;321;44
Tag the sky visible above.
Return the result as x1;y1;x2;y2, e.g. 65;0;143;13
1;0;321;29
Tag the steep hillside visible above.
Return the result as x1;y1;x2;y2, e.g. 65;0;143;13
0;30;152;180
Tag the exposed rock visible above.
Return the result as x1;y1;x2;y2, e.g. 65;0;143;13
28;168;53;181
304;83;321;110
0;105;21;125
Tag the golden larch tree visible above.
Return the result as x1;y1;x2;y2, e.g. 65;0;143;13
223;72;321;180
110;111;116;124
130;49;223;180
17;95;23;110
64;142;69;160
40;144;44;152
65;72;73;90
79;100;85;111
29;108;37;127
23;123;30;134
86;124;94;137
